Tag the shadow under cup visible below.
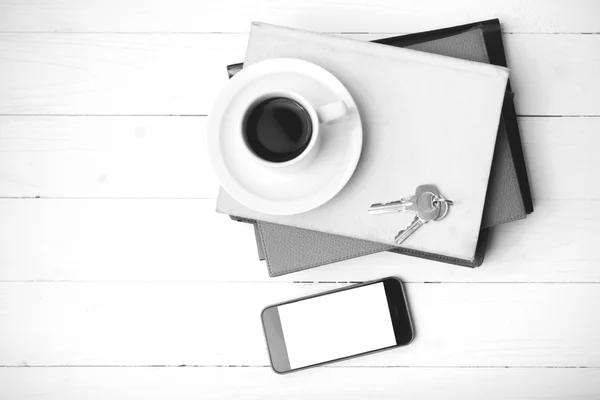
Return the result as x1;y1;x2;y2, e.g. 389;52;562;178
243;97;314;163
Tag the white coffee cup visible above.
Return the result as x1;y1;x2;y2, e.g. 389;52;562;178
240;89;348;169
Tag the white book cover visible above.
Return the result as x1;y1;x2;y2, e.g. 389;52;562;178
216;23;509;261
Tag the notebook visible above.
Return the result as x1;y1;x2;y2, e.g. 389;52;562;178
217;22;509;262
226;20;532;276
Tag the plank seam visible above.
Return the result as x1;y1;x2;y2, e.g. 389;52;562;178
0;281;598;284
0;114;598;118
1;365;598;369
0;32;598;35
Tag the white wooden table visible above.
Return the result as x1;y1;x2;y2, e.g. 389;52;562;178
0;1;599;398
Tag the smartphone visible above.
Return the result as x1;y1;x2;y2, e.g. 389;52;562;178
261;277;413;373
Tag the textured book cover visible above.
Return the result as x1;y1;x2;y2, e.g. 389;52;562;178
228;20;532;276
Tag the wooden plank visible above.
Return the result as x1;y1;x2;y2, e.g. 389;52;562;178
0;116;598;200
1;0;599;33
519;117;600;200
0;282;599;366
0;33;245;116
505;35;600;116
1;34;599;116
1;367;599;400
0;116;220;198
0;199;597;283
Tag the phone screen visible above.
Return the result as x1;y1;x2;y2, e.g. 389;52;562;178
262;278;413;373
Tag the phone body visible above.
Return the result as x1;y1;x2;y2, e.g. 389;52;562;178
261;277;414;373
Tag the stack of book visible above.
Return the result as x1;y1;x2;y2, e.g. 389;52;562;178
216;20;533;276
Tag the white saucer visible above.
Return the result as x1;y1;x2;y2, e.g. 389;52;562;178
208;58;362;215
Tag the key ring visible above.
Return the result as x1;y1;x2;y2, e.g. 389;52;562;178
432;195;453;207
432;194;453;220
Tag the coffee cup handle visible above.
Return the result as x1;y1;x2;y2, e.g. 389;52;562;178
315;101;348;125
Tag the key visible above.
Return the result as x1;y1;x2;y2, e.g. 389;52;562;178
412;184;441;218
395;214;427;244
368;184;440;215
368;197;419;214
368;184;453;244
394;191;441;244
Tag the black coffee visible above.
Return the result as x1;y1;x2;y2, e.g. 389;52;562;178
244;97;313;163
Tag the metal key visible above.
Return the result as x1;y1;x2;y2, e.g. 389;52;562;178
393;185;441;244
370;184;439;215
369;184;453;244
394;212;437;244
368;196;419;214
